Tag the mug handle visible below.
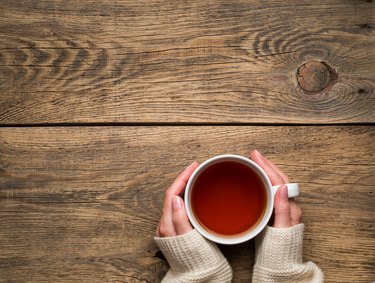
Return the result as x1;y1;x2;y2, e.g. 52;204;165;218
272;183;300;198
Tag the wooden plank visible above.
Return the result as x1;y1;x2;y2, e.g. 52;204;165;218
0;0;374;124
0;126;374;282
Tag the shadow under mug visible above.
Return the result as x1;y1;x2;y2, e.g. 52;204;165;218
184;154;299;245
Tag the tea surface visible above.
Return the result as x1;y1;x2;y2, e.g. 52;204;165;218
191;161;267;236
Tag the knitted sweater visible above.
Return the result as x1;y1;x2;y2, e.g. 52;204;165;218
154;224;324;282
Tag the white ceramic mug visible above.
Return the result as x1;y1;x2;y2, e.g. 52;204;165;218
184;154;299;245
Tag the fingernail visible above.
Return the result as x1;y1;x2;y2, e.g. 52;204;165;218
172;196;181;210
254;149;264;157
280;185;288;199
188;161;197;168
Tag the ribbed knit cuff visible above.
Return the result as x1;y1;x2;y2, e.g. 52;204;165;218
255;224;304;270
154;229;226;273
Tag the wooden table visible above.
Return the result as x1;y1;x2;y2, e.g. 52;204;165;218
1;1;374;282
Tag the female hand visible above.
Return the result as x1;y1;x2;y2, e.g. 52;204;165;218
156;161;199;237
250;150;302;228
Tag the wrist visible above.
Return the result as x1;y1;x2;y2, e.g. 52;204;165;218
155;229;227;273
255;223;304;270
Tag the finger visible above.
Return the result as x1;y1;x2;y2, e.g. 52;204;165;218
157;218;177;237
159;193;176;237
163;161;199;217
172;196;193;235
160;161;199;237
273;185;292;228
250;150;285;185
168;161;199;196
261;155;290;183
156;221;161;236
290;199;302;226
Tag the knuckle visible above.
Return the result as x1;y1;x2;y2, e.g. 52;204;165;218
158;223;172;237
165;189;172;197
165;187;177;198
158;225;166;236
271;173;284;185
172;210;184;224
297;207;303;220
275;203;291;216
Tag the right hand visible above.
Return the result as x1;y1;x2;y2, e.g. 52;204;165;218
250;150;302;228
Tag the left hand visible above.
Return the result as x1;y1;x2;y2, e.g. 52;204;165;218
156;161;199;237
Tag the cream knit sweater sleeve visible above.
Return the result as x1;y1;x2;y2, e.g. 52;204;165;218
155;224;323;283
253;224;324;283
154;229;233;282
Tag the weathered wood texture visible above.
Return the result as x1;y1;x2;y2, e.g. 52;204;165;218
0;126;374;282
1;0;374;124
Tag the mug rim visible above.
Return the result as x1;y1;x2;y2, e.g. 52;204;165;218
184;154;274;245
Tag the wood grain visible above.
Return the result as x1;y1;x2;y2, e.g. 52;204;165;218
1;0;374;124
0;126;374;282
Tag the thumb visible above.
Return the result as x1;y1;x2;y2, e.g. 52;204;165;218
273;185;292;228
172;196;193;235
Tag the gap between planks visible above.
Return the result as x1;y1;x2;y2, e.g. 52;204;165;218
1;122;374;128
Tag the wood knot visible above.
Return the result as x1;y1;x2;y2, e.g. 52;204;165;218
297;61;335;93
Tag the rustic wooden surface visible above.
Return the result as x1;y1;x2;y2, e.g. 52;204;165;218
1;0;375;283
0;0;374;124
0;127;374;282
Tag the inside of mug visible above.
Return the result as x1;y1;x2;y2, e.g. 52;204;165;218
185;155;274;245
